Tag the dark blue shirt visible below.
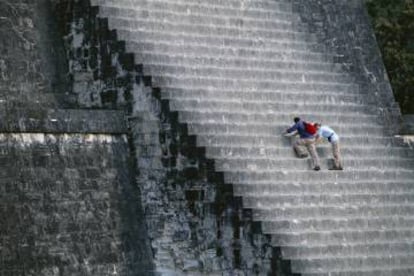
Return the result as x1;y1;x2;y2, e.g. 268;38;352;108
287;120;315;139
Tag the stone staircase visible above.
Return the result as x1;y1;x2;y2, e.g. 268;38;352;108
90;0;414;274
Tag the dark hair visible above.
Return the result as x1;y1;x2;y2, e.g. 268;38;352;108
315;122;321;127
294;117;300;123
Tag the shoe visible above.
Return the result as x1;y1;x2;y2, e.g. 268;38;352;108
329;166;343;171
298;154;308;158
313;166;321;171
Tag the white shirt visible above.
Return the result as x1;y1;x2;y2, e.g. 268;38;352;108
318;125;339;143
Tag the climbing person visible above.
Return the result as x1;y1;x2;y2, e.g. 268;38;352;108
284;117;320;171
314;123;343;170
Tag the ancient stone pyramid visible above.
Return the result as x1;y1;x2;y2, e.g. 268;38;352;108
90;0;414;274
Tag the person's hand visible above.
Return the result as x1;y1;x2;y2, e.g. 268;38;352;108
283;130;297;137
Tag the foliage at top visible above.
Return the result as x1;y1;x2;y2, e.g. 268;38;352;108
366;0;414;113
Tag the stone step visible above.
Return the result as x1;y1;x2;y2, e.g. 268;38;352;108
233;181;414;196
290;255;414;274
161;88;368;105
196;135;393;149
131;48;335;74
131;52;348;75
215;157;414;171
205;146;414;159
244;193;414;209
144;65;352;84
134;0;292;12
171;99;374;115
92;0;297;21
270;228;414;246
225;170;414;184
150;75;359;93
174;110;381;125
263;217;414;235
167;95;369;109
127;39;328;61
118;31;326;61
300;268;414;276
108;17;317;44
282;241;414;259
187;123;385;137
254;205;414;222
98;5;307;33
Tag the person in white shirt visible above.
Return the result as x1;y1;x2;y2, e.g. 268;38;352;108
314;123;343;170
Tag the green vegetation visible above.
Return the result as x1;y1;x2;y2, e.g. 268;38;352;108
366;0;414;113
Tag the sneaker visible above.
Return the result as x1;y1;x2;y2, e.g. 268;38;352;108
313;166;321;171
329;166;343;171
298;154;308;158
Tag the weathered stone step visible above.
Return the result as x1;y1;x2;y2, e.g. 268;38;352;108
282;241;414;259
225;170;414;184
134;0;292;12
118;30;324;59
108;17;316;44
131;49;336;71
161;88;368;105
0;108;127;134
166;95;369;109
244;193;414;209
254;205;414;222
176;110;380;126
206;146;414;159
300;268;414;276
187;123;385;137
92;0;296;20
171;99;374;115
264;217;414;235
290;255;414;274
179;108;375;126
145;65;352;84
215;157;414;171
137;53;343;75
233;181;414;196
196;135;393;149
98;5;306;33
270;228;414;246
127;40;327;62
151;76;359;93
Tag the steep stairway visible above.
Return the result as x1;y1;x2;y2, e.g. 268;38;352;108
91;0;414;274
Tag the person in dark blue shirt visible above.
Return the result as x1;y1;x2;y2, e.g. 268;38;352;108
285;117;320;171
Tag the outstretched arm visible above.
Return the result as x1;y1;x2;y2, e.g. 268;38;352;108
286;123;299;133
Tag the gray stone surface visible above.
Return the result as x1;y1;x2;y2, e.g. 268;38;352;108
0;0;154;275
58;0;280;274
0;0;68;99
0;133;154;275
4;0;414;275
92;0;414;275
